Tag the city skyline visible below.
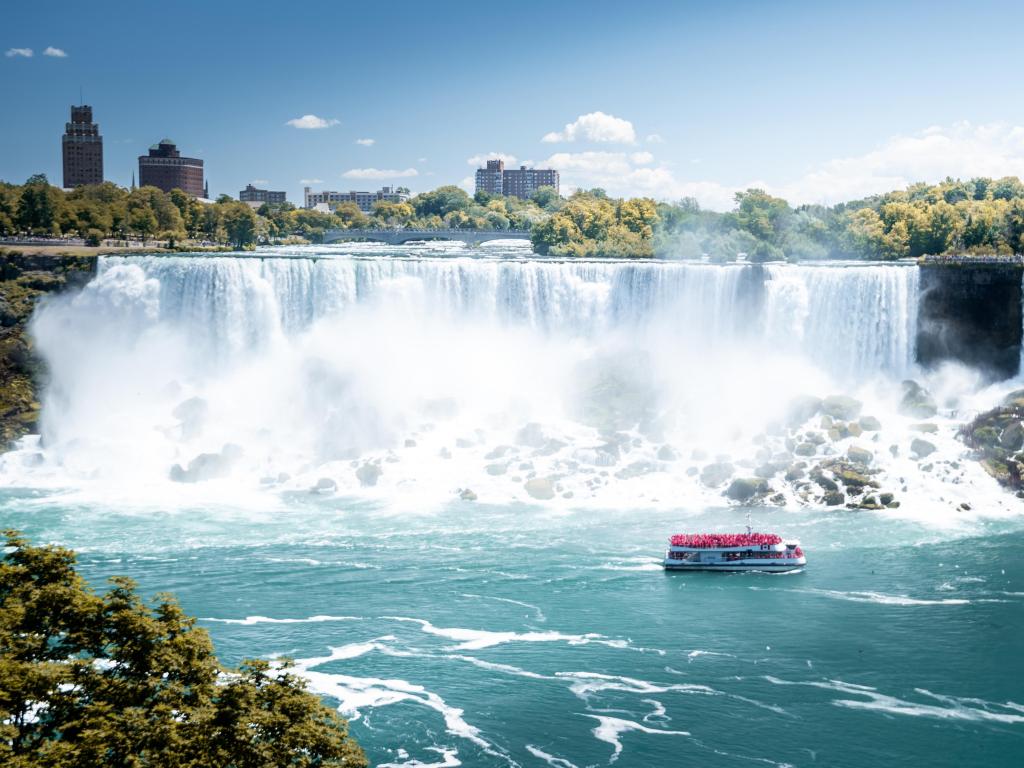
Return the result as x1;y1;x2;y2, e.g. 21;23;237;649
5;0;1024;210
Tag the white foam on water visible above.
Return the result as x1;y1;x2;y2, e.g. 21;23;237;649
459;593;546;622
557;671;717;700
201;614;361;625
525;745;580;768
383;616;630;651
378;747;461;768
641;698;669;724
292;652;494;754
584;715;690;763
764;677;1024;724
793;588;971;606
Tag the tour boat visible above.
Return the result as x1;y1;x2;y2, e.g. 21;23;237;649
663;522;806;572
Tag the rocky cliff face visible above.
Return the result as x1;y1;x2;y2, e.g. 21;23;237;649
0;252;97;445
917;263;1023;379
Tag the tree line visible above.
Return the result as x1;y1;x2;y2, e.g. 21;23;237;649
6;173;1024;259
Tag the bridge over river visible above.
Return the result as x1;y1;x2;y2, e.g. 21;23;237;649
322;228;532;246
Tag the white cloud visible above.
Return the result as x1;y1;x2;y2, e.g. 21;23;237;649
355;138;375;146
645;133;664;144
458;176;474;192
342;167;419;179
286;114;339;129
542;111;636;144
541;121;1024;212
300;178;324;185
466;151;517;166
771;121;1024;205
418;157;428;163
537;150;737;209
43;46;67;57
5;48;33;58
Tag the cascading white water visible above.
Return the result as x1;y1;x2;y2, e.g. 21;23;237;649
1;245;1010;521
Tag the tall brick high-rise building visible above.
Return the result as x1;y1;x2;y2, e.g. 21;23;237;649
138;139;205;197
62;105;104;188
474;159;559;200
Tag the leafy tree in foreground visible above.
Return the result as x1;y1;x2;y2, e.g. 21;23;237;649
0;531;367;768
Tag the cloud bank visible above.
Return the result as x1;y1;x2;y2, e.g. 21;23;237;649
355;138;375;146
5;48;33;58
342;168;418;180
43;46;67;58
286;114;339;129
466;152;518;166
544;121;1024;211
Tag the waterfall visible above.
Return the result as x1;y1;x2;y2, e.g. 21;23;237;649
4;249;946;511
96;255;918;379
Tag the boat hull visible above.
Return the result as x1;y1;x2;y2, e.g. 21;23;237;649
663;561;806;572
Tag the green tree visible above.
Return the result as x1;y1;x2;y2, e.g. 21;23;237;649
128;207;158;240
220;201;259;248
0;531;367;768
16;175;63;235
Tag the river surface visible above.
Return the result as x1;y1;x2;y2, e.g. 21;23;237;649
1;242;1021;766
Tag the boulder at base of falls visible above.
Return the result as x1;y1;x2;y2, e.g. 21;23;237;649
169;444;242;483
615;460;658;480
822;395;863;421
899;380;938;418
700;461;734;488
911;423;938;433
355;462;382;487
847;445;873;464
459;488;478;501
524;476;556;500
310;477;337;494
657;444;678;461
794;442;817;457
821;490;845;506
959;400;1024;488
1000;421;1024;451
786;395;822;427
516;422;547;448
911;438;937;459
858;415;882;431
725;477;770;502
486;462;508;476
819;458;880;491
784;462;806;481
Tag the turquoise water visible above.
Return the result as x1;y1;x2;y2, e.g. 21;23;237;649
3;490;1021;768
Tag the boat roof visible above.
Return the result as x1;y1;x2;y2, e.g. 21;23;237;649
669;532;782;549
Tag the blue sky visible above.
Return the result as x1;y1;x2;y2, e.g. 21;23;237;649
5;0;1024;209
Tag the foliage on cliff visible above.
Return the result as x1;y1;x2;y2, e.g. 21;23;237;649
654;176;1024;261
0;254;96;445
531;190;660;257
7;172;1024;258
0;176;260;248
0;530;367;768
0;176;556;247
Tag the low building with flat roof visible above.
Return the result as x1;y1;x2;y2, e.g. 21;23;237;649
303;185;409;213
240;184;286;205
